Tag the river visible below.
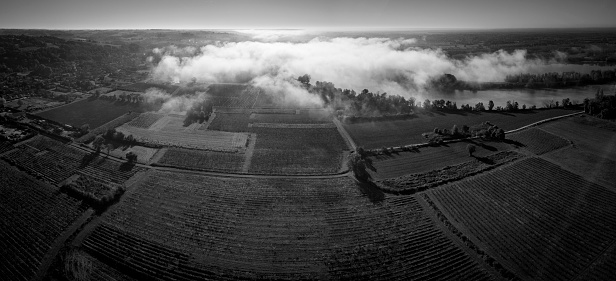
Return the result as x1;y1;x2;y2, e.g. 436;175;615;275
428;84;616;108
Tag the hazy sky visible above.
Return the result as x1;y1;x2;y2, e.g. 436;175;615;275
1;0;615;30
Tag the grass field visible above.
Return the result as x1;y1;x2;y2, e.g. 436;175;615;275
81;172;494;280
36;99;146;129
343;109;578;149
155;147;245;172
0;162;87;281
370;140;514;179
428;157;616;281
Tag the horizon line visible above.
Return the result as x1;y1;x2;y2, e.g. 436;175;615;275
2;26;616;32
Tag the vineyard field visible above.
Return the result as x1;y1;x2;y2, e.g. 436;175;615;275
247;127;347;174
249;149;341;174
343;109;577;149
3;135;144;185
370;140;513;179
249;127;346;151
428;157;616;281
106;145;160;164
115;125;249;152
76;112;139;143
0;162;87;281
506;127;570;155
36;99;146;129
155;147;245;172
539;115;616;161
251;112;332;124
208;113;251;132
126;112;164;129
376;151;522;194
81;172;495;280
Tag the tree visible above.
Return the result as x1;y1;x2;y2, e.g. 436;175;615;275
298;74;311;86
423;99;431;109
467;144;476;157
348;153;369;181
348;149;375;181
106;143;113;157
583;98;590;113
488;100;494;111
452;125;460;137
126;152;137;164
80;124;90;133
114;131;125;142
496;128;506;140
505;101;514;111
92;135;105;153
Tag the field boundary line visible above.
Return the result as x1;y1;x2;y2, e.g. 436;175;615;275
34;208;95;281
151;162;351;179
333;117;357;150
505;111;584;134
417;194;508;281
571;238;616;281
70;142;350;179
421;193;526;281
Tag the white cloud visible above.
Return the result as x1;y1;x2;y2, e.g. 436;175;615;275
148;37;598;101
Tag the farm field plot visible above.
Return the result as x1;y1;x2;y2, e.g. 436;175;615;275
343;109;577;149
82;172;494;280
60;251;137;281
250;127;346;151
539;115;616;161
78;156;145;184
251;112;333;124
370;140;514;179
248;127;347;174
428;157;616;281
3;138;84;184
542;147;616;190
76;112;139;143
0;162;87;281
537;115;616;189
119;82;178;93
0;141;14;154
106;145;160;164
249;149;341;174
576;245;616;281
116;124;249;152
155;147;244;172
208;113;251;132
36;99;146;129
6;97;64;111
506;127;570;155
125;112;164;129
3;135;144;185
